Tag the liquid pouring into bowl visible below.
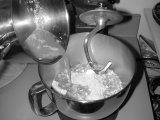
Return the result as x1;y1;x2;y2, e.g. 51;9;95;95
12;0;70;64
80;7;123;74
22;29;66;64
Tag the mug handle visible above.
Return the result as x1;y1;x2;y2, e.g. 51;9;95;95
28;81;57;117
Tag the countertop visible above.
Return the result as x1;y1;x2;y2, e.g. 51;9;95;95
0;63;154;120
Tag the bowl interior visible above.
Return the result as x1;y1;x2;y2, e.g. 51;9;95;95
38;32;136;100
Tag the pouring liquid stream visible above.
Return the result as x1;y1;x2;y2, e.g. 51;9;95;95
22;29;66;64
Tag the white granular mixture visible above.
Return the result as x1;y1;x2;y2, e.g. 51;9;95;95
52;64;123;102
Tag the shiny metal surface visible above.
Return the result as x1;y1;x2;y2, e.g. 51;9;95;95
80;7;123;74
29;32;136;119
0;31;17;59
139;34;156;53
0;0;16;59
11;0;70;63
12;0;69;47
29;81;57;117
0;0;13;36
70;0;117;15
71;0;117;7
79;8;123;26
0;0;70;63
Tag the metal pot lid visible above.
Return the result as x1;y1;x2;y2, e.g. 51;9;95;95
79;8;123;26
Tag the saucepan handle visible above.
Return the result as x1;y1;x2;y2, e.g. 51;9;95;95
28;81;57;117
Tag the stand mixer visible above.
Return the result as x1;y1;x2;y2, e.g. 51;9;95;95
0;0;137;120
28;0;136;120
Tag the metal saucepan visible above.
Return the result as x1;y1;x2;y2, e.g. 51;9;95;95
1;0;69;63
29;32;136;120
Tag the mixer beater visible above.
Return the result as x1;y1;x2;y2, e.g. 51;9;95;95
78;1;123;74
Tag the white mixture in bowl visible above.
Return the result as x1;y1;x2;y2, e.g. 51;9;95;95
52;64;123;102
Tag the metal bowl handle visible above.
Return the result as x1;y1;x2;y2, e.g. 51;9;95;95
28;81;57;117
